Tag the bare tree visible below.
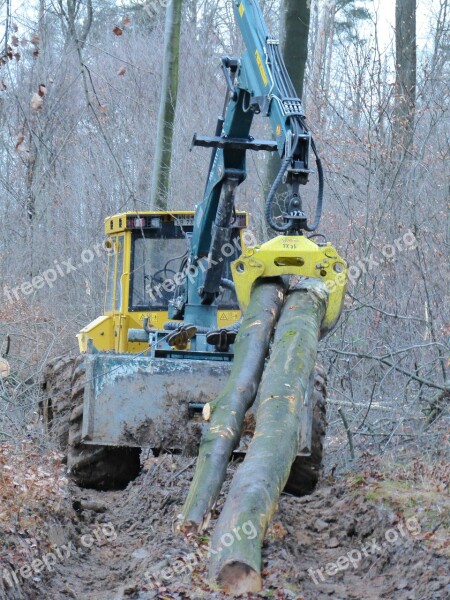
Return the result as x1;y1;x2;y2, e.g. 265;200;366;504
393;0;416;151
150;0;183;209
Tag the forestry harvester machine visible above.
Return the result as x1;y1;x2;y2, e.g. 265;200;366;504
42;0;347;493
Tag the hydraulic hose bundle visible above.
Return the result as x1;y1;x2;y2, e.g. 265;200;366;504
264;42;324;233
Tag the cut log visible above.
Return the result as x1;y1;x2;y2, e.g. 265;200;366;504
179;278;286;534
209;279;328;594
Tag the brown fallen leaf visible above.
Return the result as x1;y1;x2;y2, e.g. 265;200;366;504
267;522;288;541
113;26;123;36
38;83;47;97
0;358;10;378
117;66;126;76
295;531;313;546
31;92;43;111
11;35;19;47
326;536;341;548
30;33;40;46
123;16;131;27
15;132;24;150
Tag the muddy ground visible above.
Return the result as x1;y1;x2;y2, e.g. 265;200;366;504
1;433;448;600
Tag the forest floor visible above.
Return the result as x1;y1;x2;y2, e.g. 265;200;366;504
1;421;449;600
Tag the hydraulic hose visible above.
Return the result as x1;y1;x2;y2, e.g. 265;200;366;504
264;156;293;232
305;147;323;232
220;278;236;293
163;321;210;334
264;43;324;233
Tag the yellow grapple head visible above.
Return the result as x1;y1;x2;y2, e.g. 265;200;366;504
231;235;347;334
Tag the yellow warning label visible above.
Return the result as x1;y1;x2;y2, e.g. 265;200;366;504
276;124;281;136
218;311;240;325
239;2;244;17
255;49;268;87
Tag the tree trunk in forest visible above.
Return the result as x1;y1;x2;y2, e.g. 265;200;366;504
180;278;286;534
393;0;416;152
263;0;311;222
311;0;336;125
280;0;310;99
150;0;183;209
209;279;328;595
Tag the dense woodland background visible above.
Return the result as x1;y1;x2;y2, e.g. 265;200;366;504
0;0;448;465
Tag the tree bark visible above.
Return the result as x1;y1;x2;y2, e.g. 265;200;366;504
310;0;336;125
208;279;328;594
150;0;183;209
393;0;416;151
280;0;311;99
180;278;286;534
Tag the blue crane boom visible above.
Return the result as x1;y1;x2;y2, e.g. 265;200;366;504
183;0;324;325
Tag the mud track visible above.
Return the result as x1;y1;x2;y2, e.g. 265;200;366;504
14;453;445;600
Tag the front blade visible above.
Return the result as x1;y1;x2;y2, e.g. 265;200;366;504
82;353;232;450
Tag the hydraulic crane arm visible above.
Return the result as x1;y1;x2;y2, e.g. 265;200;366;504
185;0;324;321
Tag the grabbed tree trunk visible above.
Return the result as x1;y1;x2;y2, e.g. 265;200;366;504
179;278;286;534
209;279;328;594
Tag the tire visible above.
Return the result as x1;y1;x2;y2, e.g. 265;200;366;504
42;354;141;490
284;366;327;496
